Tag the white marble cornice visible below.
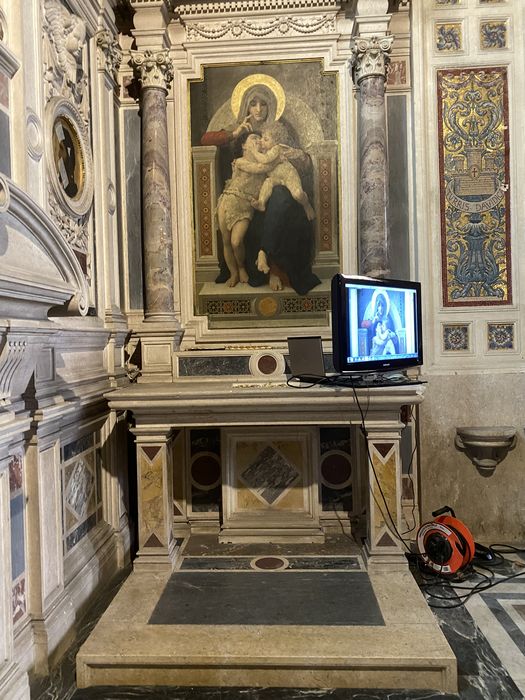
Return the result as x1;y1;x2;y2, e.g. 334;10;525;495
173;0;350;18
1;176;89;317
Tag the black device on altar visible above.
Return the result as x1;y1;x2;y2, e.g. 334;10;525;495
331;274;423;375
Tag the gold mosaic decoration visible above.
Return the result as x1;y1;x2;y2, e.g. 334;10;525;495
437;67;511;306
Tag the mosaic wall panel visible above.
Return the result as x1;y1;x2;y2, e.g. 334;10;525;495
189;429;221;513
487;322;515;350
437;67;511;306
60;432;103;554
9;453;26;625
319;427;353;515
479;20;509;50
442;323;471;352
435;22;463;53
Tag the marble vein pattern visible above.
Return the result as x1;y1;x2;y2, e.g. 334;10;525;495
141;86;174;316
240;444;299;505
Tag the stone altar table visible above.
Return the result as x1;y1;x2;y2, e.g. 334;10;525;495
106;378;425;571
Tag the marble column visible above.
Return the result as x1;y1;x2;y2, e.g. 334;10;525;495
351;36;393;278
130;50;176;321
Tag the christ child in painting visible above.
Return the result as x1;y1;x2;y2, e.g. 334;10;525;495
216;133;271;287
250;122;316;275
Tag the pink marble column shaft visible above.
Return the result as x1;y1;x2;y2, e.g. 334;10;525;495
141;86;174;318
358;74;389;277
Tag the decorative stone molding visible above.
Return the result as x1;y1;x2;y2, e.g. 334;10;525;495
0;35;20;78
0;174;9;212
2;176;89;317
26;109;44;162
130;49;173;91
107;181;116;215
350;35;393;84
42;0;88;107
96;29;122;78
455;426;517;477
0;336;33;418
174;0;344;15
185;14;336;41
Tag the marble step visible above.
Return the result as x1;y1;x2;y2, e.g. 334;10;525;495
76;568;457;692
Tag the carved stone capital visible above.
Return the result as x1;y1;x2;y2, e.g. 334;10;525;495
350;35;394;85
130;49;173;91
96;30;122;77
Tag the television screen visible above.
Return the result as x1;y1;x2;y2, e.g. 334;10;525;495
331;274;423;374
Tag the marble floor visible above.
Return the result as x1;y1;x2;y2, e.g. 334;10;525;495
30;537;525;700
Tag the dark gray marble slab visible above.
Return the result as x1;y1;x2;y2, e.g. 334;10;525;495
149;571;384;626
180;556;361;571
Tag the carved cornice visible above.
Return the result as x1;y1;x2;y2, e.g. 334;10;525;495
96;29;122;77
350;35;393;84
0;39;20;78
185;14;336;41
173;0;346;16
130;49;173;90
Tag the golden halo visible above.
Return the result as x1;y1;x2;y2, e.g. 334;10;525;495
230;74;285;121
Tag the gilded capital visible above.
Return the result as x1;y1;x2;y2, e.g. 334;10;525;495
130;49;173;91
350;35;394;85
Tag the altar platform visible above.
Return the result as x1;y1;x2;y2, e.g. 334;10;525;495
76;534;457;692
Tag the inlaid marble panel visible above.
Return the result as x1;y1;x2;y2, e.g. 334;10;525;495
188;429;221;514
319;427;353;515
9;453;26;625
61;432;102;554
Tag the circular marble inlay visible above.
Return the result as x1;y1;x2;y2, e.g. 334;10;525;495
191;453;221;490
258;354;278;375
250;556;289;571
321;451;352;489
257;296;279;317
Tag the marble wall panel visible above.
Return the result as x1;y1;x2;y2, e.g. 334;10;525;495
0;108;11;176
387;95;410;280
124;108;143;310
319;427;353;515
9;454;26;625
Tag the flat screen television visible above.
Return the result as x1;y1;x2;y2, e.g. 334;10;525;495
331;274;423;375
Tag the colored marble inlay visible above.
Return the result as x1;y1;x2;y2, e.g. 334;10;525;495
480;21;508;50
321;453;352;488
256;296;279;318
65;458;95;519
179;355;251;377
318;157;333;251
443;324;470;351
62;433;94;461
371;444;397;534
140;446;165;537
437;67;511;306
9;454;22;492
12;578;26;624
240;445;299;505
197;163;213;256
252;556;288;570
435;0;462;4
257;354;277;375
191;455;221;488
488;322;514;350
435;23;462;52
190;428;220;457
387;60;407;87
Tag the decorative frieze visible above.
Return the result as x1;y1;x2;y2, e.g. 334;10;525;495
174;0;344;16
130;49;173;91
185;15;336;41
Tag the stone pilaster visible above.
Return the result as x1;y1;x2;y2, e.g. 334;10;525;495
131;49;176;322
351;35;393;278
132;427;178;571
362;424;406;568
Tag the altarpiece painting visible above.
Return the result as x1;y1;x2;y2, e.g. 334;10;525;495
190;60;340;329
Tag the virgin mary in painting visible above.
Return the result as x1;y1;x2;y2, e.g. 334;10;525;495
201;73;321;296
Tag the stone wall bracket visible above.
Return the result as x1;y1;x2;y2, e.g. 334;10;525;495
455;426;517;477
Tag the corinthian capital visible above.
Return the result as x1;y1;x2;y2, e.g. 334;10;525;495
130;49;173;91
350;35;394;85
